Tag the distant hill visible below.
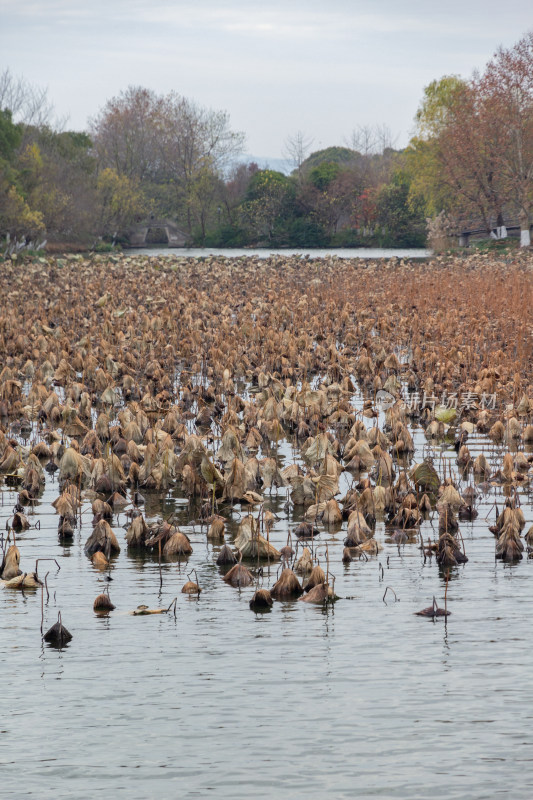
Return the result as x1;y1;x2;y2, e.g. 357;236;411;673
301;146;358;171
234;145;399;177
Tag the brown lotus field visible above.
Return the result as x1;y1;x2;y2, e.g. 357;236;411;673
1;250;533;619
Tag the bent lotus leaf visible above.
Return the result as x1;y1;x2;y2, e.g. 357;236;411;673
234;514;279;559
223;457;246;501
415;597;450;617
288;475;316;506
234;515;259;550
59;447;92;481
126;515;148;547
435;405;457;424
350;440;374;470
260;457;284;490
4;572;43;589
304;501;327;522
101;386;119;406
241;490;264;505
207;516;225;541
43;618;73;645
132;605;165;615
304;433;333;464
270;568;303;600
216;544;237;565
410;461;440;494
350;539;382;556
223;562;254;588
163;531;192;557
92;551;109;569
217;427;243;465
438;484;463;511
0;446;21;472
300;583;338;604
1;545;21;580
319;452;343;478
312;473;339;504
84;520;121;557
182;580;201;594
295;547;313;574
239;534;280;560
93;593;115;611
250;588;273;610
304;564;326;592
96;293;110;308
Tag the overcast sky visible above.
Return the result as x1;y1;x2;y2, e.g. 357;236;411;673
1;0;531;161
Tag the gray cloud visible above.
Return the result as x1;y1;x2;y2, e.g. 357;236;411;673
1;0;531;157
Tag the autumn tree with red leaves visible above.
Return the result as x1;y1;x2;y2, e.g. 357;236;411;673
481;31;533;245
409;30;533;246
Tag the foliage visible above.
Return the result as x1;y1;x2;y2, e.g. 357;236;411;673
410;32;533;245
245;169;291;201
1;71;430;250
5;32;533;251
0;109;22;161
285;218;330;246
375;173;426;245
469;238;519;253
301;146;357;171
414;75;468;137
330;228;368;247
309;161;341;191
481;31;533;233
239;170;297;243
91;239;122;253
96;167;146;235
0;180;45;242
404;136;454;217
90;86;244;235
201;223;249;247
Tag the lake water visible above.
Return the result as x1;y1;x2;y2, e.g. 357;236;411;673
1;393;532;799
127;246;431;259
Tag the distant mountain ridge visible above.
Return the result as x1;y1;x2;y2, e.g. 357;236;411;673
238;147;370;176
238;154;291;175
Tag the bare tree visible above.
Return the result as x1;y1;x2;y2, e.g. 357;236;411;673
410;34;533;245
283;130;314;179
89;86;161;181
0;68;55;127
344;124;398;188
481;31;533;245
346;124;397;156
90;86;245;234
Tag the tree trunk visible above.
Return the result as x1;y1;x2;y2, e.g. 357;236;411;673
520;210;531;248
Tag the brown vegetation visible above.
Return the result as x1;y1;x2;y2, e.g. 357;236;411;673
2;249;533;616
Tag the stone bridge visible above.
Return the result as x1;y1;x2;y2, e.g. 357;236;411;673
126;219;187;247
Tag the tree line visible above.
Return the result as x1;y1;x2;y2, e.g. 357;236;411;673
1;29;532;253
407;30;533;247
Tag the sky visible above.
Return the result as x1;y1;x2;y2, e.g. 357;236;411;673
1;0;532;163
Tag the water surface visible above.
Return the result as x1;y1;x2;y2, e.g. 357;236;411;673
1;396;532;799
127;246;431;260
